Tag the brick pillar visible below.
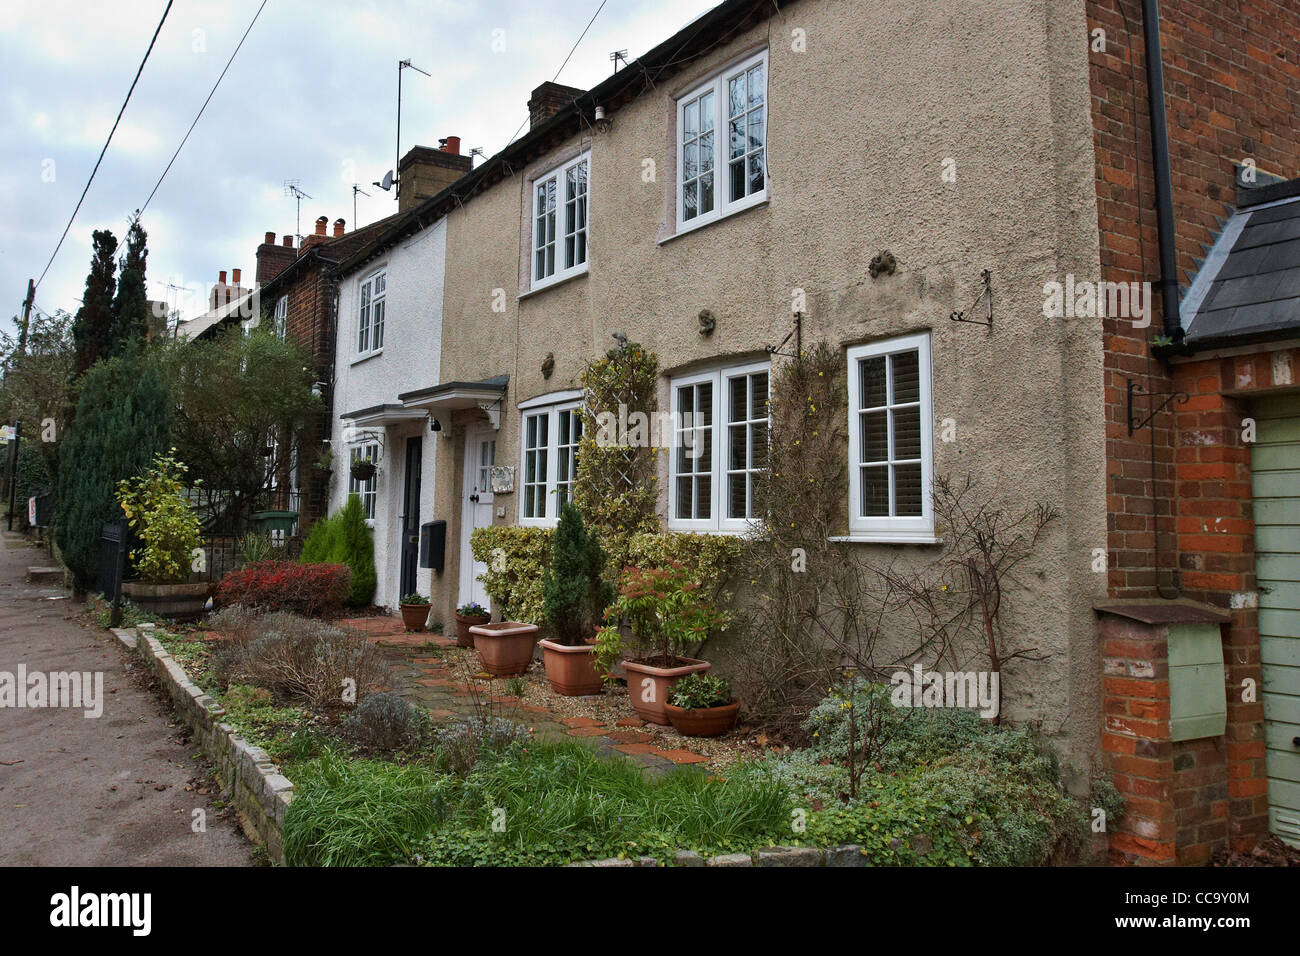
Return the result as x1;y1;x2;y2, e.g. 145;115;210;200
1097;600;1239;865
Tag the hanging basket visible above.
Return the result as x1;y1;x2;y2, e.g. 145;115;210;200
350;459;377;482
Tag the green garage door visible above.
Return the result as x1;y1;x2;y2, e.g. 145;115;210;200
1253;393;1300;848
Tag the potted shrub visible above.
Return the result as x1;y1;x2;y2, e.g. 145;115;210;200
537;503;613;695
593;561;726;725
117;452;209;619
400;592;430;632
454;601;490;648
664;672;740;737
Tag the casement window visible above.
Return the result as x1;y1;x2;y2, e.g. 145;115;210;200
348;442;379;520
532;152;590;290
676;49;768;232
669;361;770;533
519;396;583;525
846;333;934;540
356;269;386;355
273;295;288;341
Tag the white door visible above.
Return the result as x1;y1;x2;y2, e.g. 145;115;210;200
459;429;496;612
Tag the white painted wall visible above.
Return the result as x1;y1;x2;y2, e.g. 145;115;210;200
328;218;446;609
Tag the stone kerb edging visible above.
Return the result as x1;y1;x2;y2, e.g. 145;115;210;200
571;846;872;867
112;625;293;865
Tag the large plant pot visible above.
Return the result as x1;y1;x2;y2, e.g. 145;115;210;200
664;701;740;738
121;581;210;620
400;604;429;632
621;657;711;725
538;639;604;696
455;613;490;648
470;622;539;676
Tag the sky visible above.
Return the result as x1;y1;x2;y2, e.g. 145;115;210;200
0;0;719;324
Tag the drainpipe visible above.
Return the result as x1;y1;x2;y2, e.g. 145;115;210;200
1140;0;1182;344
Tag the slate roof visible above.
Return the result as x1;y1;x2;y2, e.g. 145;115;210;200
1183;178;1300;349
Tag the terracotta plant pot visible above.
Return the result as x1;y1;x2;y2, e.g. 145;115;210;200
470;621;539;676
538;638;604;696
664;700;740;738
400;603;429;632
122;581;210;621
455;613;489;648
621;657;711;725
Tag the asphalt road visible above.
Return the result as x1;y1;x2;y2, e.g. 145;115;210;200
0;532;250;866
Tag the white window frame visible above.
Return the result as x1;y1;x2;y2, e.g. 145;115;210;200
356;268;386;356
668;360;770;534
273;295;288;341
675;48;769;234
845;332;934;541
517;393;584;526
530;151;591;291
348;442;379;522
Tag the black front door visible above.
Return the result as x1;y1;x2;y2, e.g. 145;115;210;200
399;436;422;598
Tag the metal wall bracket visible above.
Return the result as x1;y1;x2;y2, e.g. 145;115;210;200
767;311;804;358
950;269;993;329
1127;378;1189;436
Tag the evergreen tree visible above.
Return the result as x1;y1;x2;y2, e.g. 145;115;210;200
71;230;118;378
54;353;172;590
541;502;612;644
110;217;151;351
298;494;376;608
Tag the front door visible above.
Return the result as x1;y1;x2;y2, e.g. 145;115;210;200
459;429;496;612
1252;393;1300;847
399;435;422;599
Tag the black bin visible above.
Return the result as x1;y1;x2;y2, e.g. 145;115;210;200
419;520;447;573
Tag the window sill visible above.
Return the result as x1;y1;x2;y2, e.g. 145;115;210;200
829;533;944;546
519;266;589;301
351;349;383;367
659;194;768;246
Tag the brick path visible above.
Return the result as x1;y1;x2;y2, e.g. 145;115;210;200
340;614;711;775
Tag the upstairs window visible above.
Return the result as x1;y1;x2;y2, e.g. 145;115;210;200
519;396;583;525
273;295;288;340
357;269;386;355
532;152;590;290
846;333;934;540
676;50;767;232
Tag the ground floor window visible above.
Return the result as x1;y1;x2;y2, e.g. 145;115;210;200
349;442;379;520
519;396;583;526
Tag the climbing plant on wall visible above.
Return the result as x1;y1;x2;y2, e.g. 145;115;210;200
572;342;661;572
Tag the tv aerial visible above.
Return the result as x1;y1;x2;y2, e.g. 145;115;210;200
283;180;313;247
351;184;371;228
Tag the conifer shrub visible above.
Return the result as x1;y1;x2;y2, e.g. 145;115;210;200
297;494;375;608
540;502;611;643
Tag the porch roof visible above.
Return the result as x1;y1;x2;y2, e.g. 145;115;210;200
1182;177;1300;350
340;403;429;427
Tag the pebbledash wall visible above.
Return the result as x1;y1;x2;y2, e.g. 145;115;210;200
328;219;447;609
1086;0;1300;863
430;0;1109;775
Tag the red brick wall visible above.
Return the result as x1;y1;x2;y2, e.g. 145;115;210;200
1088;0;1299;863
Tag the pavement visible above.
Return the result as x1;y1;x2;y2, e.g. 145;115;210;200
0;532;251;866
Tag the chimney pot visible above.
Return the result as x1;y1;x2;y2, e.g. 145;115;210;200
314;216;328;236
444;135;461;155
264;231;275;245
283;235;293;246
232;268;242;285
218;270;227;284
333;218;346;238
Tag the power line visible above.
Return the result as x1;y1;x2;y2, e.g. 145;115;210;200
506;0;608;147
137;0;269;220
33;0;174;292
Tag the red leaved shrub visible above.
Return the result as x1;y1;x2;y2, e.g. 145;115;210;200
215;561;351;618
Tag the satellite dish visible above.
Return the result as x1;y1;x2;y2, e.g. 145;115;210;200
372;170;394;191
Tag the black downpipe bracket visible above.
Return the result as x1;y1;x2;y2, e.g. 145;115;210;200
1140;0;1183;345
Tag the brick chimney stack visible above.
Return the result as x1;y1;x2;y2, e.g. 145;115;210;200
397;137;473;213
528;81;586;129
333;218;346;238
256;230;298;285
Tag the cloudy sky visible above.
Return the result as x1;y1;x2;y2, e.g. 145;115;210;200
0;0;717;324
